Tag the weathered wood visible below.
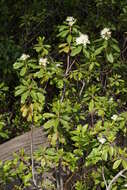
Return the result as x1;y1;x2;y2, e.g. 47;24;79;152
0;127;48;162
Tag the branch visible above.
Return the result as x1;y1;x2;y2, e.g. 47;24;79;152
79;80;85;97
102;167;108;189
107;169;127;190
31;123;37;187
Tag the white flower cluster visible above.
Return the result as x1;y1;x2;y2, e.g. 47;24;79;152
56;63;60;67
76;33;90;47
20;53;30;61
39;58;48;67
66;16;76;26
111;114;118;121
97;137;106;144
100;28;111;40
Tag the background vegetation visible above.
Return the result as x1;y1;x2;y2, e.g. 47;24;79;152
0;0;127;189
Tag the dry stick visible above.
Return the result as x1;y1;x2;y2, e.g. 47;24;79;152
58;49;72;190
60;83;66;103
58;54;71;190
65;53;70;75
64;172;76;189
31;120;42;189
65;59;76;77
90;112;94;127
106;169;127;190
120;174;127;178
55;166;61;190
59;158;64;190
69;59;76;71
102;167;108;189
31;123;37;187
29;92;43;189
79;80;85;97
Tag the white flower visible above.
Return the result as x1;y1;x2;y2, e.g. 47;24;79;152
111;114;118;121
39;58;47;66
124;184;127;187
109;97;113;103
66;16;76;26
101;28;111;40
109;97;113;102
98;137;106;144
20;53;30;61
66;16;74;22
76;33;90;47
56;64;60;67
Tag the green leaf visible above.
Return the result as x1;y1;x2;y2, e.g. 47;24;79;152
60;119;69;129
122;160;127;169
67;34;72;44
13;61;24;69
82;124;88;132
112;187;117;190
89;100;94;112
94;46;104;56
112;44;120;52
51;133;58;145
89;62;94;71
28;63;39;69
60;46;69;53
98;109;104;117
102;150;108;161
20;66;27;76
59;43;67;48
43;113;55;118
15;87;26;96
34;46;42;52
58;30;69;38
41;159;46;167
113;159;122;169
34;70;43;78
59;25;68;32
109;146;114;158
103;40;108;48
83;48;90;58
106;53;114;63
21;91;29;104
23;173;32;185
37;92;45;104
0;132;8;139
44;119;57;129
30;90;37;101
71;46;82;56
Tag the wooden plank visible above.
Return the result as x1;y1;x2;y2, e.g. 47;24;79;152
0;127;48;162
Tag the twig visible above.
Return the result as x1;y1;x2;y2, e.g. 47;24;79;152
120;174;127;178
60;83;66;103
107;169;127;190
68;59;76;72
90;112;94;127
102;167;108;189
65;54;70;75
64;59;76;77
30;113;42;189
31;123;37;187
55;167;60;190
59;159;64;190
79;80;85;96
64;172;75;189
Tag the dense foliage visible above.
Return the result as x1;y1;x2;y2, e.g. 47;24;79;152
0;0;127;189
